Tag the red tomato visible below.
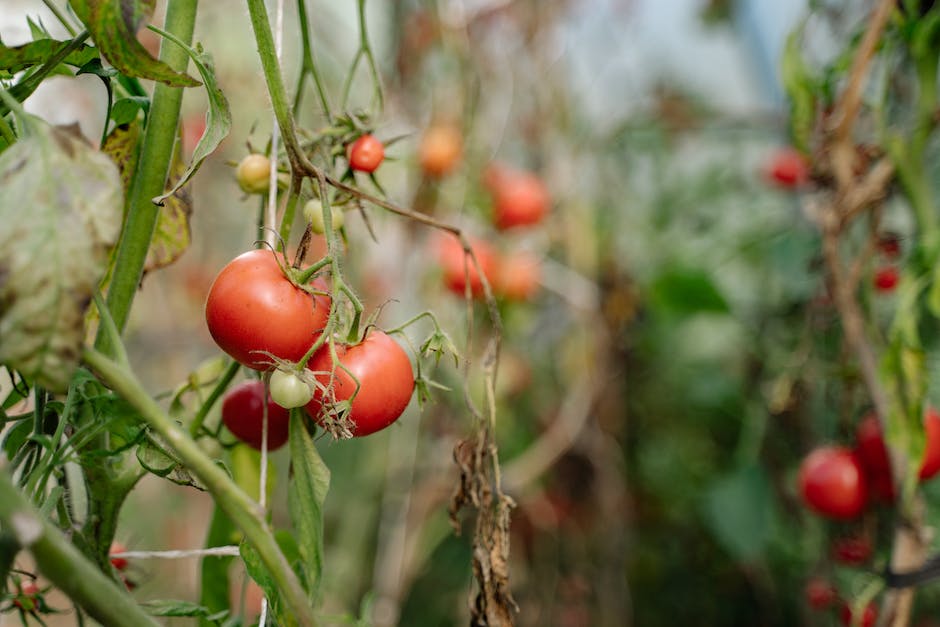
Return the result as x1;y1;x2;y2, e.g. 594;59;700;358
853;409;940;486
305;331;414;437
419;124;462;177
434;234;498;298
347;134;385;173
832;536;872;565
205;249;331;370
920;408;940;479
765;147;810;188
840;602;877;627
873;267;899;292
110;541;129;571
877;233;902;259
221;380;291;450
805;578;837;610
495;251;542;301
798;446;868;519
13;580;39;611
489;168;550;230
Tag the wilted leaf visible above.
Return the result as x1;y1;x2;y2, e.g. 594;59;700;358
136;437;177;477
101;120;141;193
0;39;98;74
0;122;123;391
288;411;330;600
152;36;231;205
68;0;199;88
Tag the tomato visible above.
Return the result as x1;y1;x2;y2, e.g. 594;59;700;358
853;409;940;487
488;167;550;230
304;199;344;234
831;536;872;565
347;134;384;173
205;249;331;370
419;124;462;177
765;147;809;188
236;154;272;194
877;233;901;259
495;251;541;301
840;602;877;627
13;580;39;611
805;578;837;610
798;446;868;519
305;331;414;437
110;541;129;570
873;266;899;292
434;234;498;298
269;369;313;408
221;380;291;450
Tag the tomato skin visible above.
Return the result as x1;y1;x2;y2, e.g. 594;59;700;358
805;578;837;610
347;134;385;173
110;541;128;570
919;408;940;479
205;249;331;370
236;154;272;194
419;124;462;177
873;267;899;292
877;233;902;259
434;234;498;298
832;536;872;565
840;602;877;627
853;409;940;487
305;331;414;437
221;380;291;450
798;446;868;519
269;369;313;409
304;199;344;234
765;147;809;188
13;580;39;611
495;251;541;301
489;168;550;230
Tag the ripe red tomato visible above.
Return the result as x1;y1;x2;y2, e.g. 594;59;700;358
110;541;129;570
347;134;385;173
873;267;899;292
798;446;868;519
221;380;291;450
434;234;498;298
419;124;462;177
831;536;872;565
840;601;877;627
854;409;940;487
488;167;550;230
495;251;541;301
305;331;414;437
805;578;837;610
765;147;810;188
205;249;331;370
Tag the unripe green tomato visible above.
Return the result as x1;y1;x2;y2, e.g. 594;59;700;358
269;369;313;408
303;199;344;234
236;154;272;194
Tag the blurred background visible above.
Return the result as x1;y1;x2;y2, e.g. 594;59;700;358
16;1;936;626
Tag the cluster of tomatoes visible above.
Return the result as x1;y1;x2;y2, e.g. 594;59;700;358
216;133;417;449
796;408;940;624
419;124;548;302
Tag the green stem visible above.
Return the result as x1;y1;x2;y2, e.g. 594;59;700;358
295;0;333;122
83;348;317;626
356;0;383;114
278;174;303;245
40;0;78;36
94;0;197;350
190;360;241;438
0;114;15;145
0;472;159;627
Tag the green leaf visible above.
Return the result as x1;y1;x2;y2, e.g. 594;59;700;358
110;97;149;127
68;0;199;88
288;410;330;600
0;532;19;586
150;33;231;205
142;599;219;617
701;464;773;562
0;39;98;74
780;28;817;152
136;436;177;477
0;122;123;392
650;267;729;315
240;541;296;627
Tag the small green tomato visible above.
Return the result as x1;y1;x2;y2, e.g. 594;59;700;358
236;154;272;194
269;369;313;409
303;199;344;234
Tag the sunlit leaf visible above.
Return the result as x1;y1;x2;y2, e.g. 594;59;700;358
0;121;122;391
68;0;199;87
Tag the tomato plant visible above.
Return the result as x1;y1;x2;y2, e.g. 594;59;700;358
764;147;809;188
486;166;550;230
840;602;877;627
269;368;313;409
236;153;272;194
347;134;385;173
805;578;837;610
109;542;128;571
304;199;344;234
434;234;498;297
495;251;542;301
419;124;462;177
305;330;415;437
798;446;868;520
873;266;899;292
854;410;940;489
205;249;331;369
221;380;291;450
831;536;872;565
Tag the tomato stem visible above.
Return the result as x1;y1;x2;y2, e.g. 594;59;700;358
189;359;241;438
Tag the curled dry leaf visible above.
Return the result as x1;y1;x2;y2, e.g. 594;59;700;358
0;122;123;391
